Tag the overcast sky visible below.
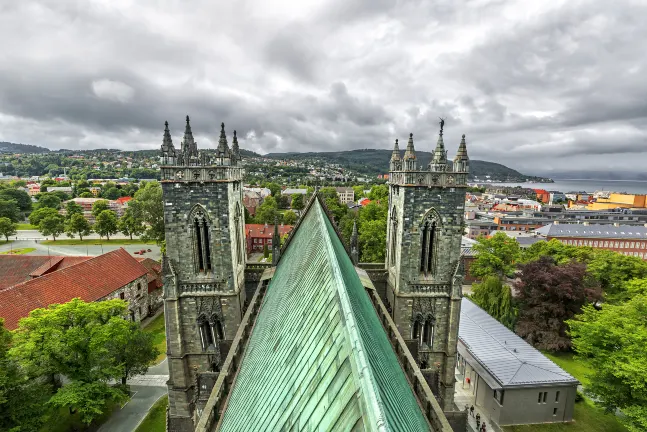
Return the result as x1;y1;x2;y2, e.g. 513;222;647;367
1;0;645;174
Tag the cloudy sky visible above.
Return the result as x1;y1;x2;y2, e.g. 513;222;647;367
1;0;645;174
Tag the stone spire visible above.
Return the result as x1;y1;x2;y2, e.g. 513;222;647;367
403;133;416;171
216;122;230;157
350;219;359;264
160;121;176;162
430;131;448;172
272;216;281;266
453;134;469;173
389;139;401;171
231;130;241;164
181;115;198;161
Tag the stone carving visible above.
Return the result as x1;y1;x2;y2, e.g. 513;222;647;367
176;170;184;179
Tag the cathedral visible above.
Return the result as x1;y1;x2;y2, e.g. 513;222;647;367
159;118;469;431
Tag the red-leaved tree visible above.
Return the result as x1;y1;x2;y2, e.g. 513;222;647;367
514;256;602;351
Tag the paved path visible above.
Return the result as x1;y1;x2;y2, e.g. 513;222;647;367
455;380;502;432
0;239;161;261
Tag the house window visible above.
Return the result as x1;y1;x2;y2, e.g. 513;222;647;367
543;392;547;403
556;391;560;402
119;292;125;300
553;408;558;416
538;391;548;403
494;389;504;405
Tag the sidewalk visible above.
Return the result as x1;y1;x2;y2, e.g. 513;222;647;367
455;380;502;432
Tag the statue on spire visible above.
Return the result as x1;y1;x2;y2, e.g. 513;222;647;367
439;117;445;136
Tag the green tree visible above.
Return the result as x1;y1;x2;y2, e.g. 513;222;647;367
0;199;20;222
102;187;121;200
256;197;280;224
0;187;32;213
91;199;111;218
470;276;516;329
471;232;521;279
0;217;17;241
352;185;365;200
130;182;164;244
48;381;127;426
28;207;59;226
95;210;118;240
65;213;92;240
568;296;647;431
263;243;269;258
0;319;50;432
359;219;387;262
102;319;159;385
39;214;65;241
587;250;647;303
35;192;61;210
118;209;145;240
79;192;94;198
291;194;304;210
367;184;388;201
267;182;282;197
283;210;297;225
65;200;84;220
522;239;595;265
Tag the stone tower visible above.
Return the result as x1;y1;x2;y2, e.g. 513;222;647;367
160;117;246;431
385;123;469;410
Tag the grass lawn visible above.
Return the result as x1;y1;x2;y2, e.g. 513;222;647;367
16;223;37;230
144;312;167;364
542;352;593;387
45;400;120;432
41;238;156;246
0;239;13;245
0;247;36;255
504;398;627;432
134;395;168;432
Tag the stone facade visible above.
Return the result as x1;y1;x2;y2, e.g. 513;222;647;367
385;127;469;411
100;274;150;322
160;118;246;431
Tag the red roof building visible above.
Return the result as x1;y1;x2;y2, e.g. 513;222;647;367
245;223;294;255
0;248;156;330
115;196;133;205
0;255;92;290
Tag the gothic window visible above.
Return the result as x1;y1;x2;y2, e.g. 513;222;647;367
389;207;398;266
198;315;215;350
192;207;212;273
235;204;243;264
422;316;435;347
419;214;439;274
211;315;224;340
411;315;423;341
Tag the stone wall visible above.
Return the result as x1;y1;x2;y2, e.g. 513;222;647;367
100;274;150;322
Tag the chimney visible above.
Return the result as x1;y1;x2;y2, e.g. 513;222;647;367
553;221;560;225
583;221;589;226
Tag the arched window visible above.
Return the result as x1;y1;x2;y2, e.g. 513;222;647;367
235;204;243;264
198;315;215;350
211;315;224;340
411;314;423;341
192;207;212;273
422;316;435;347
419;214;439;274
389;207;398;266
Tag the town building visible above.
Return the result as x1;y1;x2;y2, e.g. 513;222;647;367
280;187;307;196
242;189;262;216
588;193;647;210
549;191;567;204
335;186;355;204
536;223;647;259
456;298;579;426
465;220;498;239
0;248;161;330
47;186;73;194
245;223;293;255
61;197;127;221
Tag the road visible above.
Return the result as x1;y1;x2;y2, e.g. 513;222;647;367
13;230;133;241
99;359;169;432
0;239;162;261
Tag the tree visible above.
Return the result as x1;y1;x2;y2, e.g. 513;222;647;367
79;192;94;198
118;209;145;240
28;207;59;226
91;199;110;218
513;256;602;351
0;187;32;213
65;200;84;219
278;194;290;209
291;194;304;210
267;182;281;197
256;197;280;224
10;299;156;425
283;210;297;225
568;296;647;432
65;213;92;240
0;217;17;241
359;219;387;262
39;214;65;241
352;185;365;200
95;210;118;240
35;192;61;210
102;187;121;200
130;182;164;244
470;276;516;329
367;184;388;201
0;319;50;432
587;250;647;303
471;232;521;279
263;243;269;258
0;199;20;222
522;238;594;265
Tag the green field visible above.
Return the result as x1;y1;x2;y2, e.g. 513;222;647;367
134;395;168;432
45;400;120;432
542;352;593;387
144;313;167;364
0;247;36;255
16;223;37;230
504;398;627;432
40;238;155;246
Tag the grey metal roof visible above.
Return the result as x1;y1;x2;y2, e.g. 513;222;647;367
536;223;647;239
459;299;579;389
461;247;476;257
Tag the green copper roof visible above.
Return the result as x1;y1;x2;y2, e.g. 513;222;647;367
218;199;430;431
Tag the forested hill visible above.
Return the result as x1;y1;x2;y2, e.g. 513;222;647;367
0;142;50;154
264;149;546;181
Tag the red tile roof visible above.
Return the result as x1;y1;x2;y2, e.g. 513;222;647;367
245;224;293;239
29;256;93;277
135;257;163;292
0;256;53;290
0;248;149;330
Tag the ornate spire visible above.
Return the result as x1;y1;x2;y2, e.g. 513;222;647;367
430;128;448;172
350;219;359;264
182;115;198;160
453;133;469;172
160;121;176;157
390;138;401;161
231;129;241;163
403;133;416;171
272;216;281;266
217;122;230;156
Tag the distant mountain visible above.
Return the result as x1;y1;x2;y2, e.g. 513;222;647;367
263;149;546;182
0;142;50;154
532;170;647;181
